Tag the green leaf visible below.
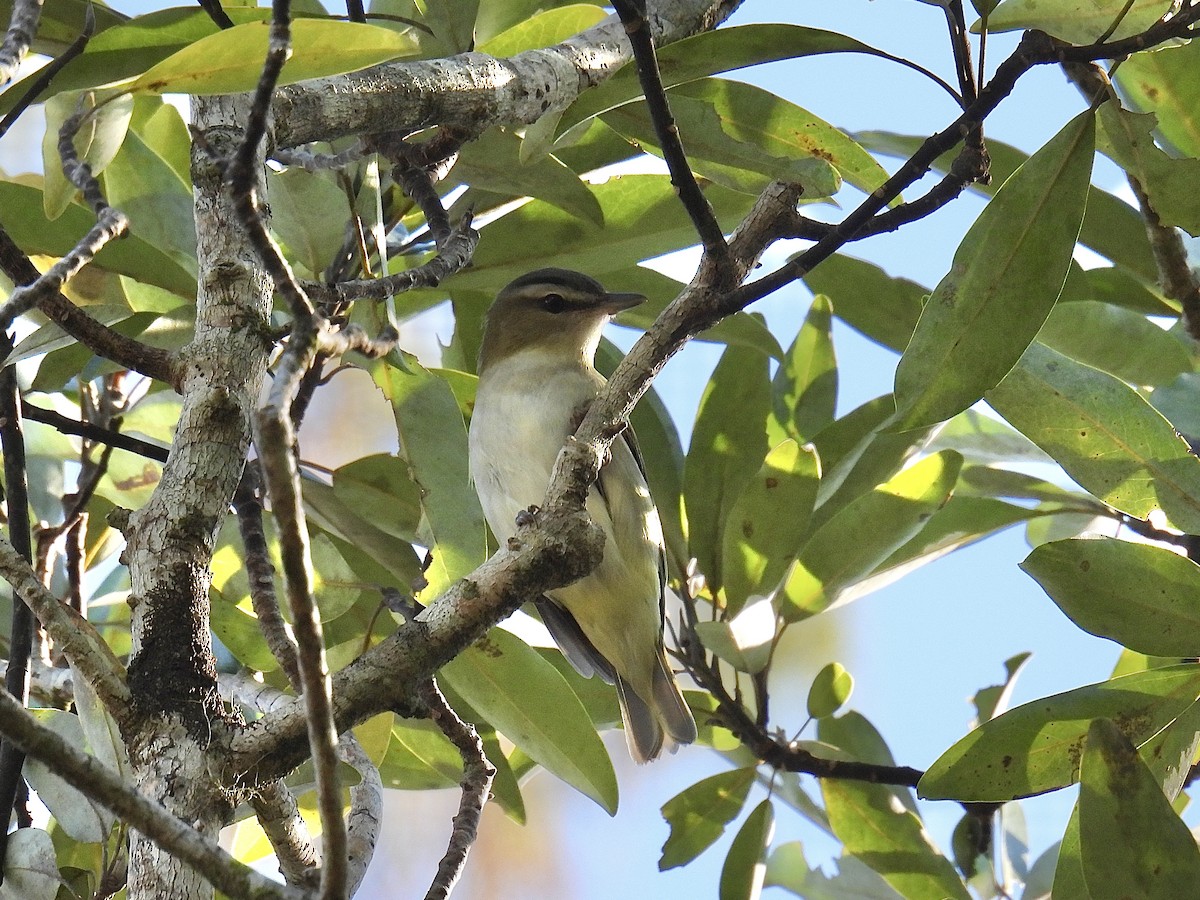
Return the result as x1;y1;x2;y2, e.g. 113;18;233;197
376;359;486;598
695;597;776;674
855;130;1156;282
972;652;1032;725
102;100;198;273
684;344;771;595
0;180;195;298
987;342;1200;533
919;664;1200;802
808;663;853;719
894;111;1095;429
1022;537;1200;656
719;799;775;900
780;450;962;622
131;19;418;95
1079;718;1200;899
659;767;757;870
1036;300;1191;387
720;440;820;613
435;173;756;291
1085;265;1177;316
802;254;925;353
1052;807;1090;899
210;588;279;672
822;777;968;900
558;23;935;138
331;454;422;543
419;0;479;54
836;496;1038;607
981;0;1175;44
43;90;134;221
772;295;837;443
1098;103;1200;237
0;828;60;900
24;711;114;843
301;475;425;588
269;168;350;276
1116;39;1200;158
0;7;264;113
766;843;904;899
440;628;618;814
927;409;1052;465
449;127;603;224
602;79;854;199
477;4;607;57
378;719;462;790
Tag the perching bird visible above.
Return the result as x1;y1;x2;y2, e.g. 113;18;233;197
468;268;697;762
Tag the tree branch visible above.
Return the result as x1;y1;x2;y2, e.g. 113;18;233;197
0;539;129;720
418;680;494;900
271;0;745;148
611;0;730;264
0;686;310;900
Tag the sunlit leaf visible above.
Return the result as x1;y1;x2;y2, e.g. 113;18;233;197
1079;718;1200;899
1023;537;1200;656
721;440;820;613
772;295;837;443
1116;39;1200;158
375;358;486;598
920;665;1200;802
807;663;854;719
894;111;1095;429
981;0;1173;42
780;450;962;621
719;799;775;900
987;342;1200;533
684;344;772;595
660;767;756;870
441;629;618;814
131;19;418;95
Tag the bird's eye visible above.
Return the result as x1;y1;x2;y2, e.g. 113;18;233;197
542;293;566;314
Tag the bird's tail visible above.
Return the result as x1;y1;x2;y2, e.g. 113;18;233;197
617;651;697;764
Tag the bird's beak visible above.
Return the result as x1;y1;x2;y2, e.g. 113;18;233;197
599;291;646;314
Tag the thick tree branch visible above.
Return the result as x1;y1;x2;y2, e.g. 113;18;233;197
271;0;744;148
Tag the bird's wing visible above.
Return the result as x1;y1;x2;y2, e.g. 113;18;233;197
533;596;617;684
595;423;669;628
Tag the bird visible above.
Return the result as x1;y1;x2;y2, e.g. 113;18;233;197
468;268;697;762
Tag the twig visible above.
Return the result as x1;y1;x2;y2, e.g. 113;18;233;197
250;781;321;889
0;538;130;721
0;686;310;900
732;15;1200;309
611;0;730;268
233;465;302;687
254;318;348;900
0;0;43;85
418;680;495;900
0;6;94;139
341;733;382;897
0;226;178;387
196;0;235;30
0;363;34;857
21;402;170;463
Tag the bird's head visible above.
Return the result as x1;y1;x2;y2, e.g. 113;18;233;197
478;268;646;374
